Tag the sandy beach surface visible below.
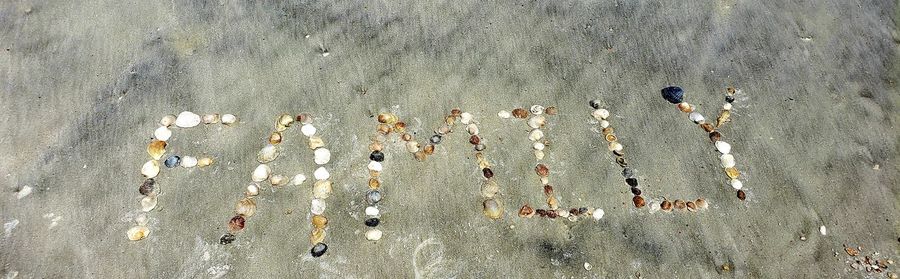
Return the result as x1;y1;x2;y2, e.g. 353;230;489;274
1;1;898;278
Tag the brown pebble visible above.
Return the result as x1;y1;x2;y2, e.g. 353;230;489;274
709;131;722;142
518;204;535;218
569;208;579;215
737;190;746;200
368;178;380;189
661;200;672;212
631;187;641;196
535;164;550;177
469;135;481;145
686;201;697;212
401;133;412;141
414;151;427;161
512;108;528;118
450;108;462;117
482;168;494;179
545;106;558;115
423;144;435;155
632;195;645;208
228;215;246;232
674;199;686;210
269;132;283;144
700;123;715;132
543;185;554;195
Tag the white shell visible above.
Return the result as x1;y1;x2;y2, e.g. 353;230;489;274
365;229;383;241
300;124;317;136
160;115;176;127
140;195;157;212
313;180;333;199
715;141;732;154
591;109;609;120
367;161;383;172
592;208;605;220
257;144;279;163
528;115;546;129
141;160;160;178
608;142;623;152
730;179;743;190
528;129;544;141
310;198;326;215
175;111;201;128
313;148;331;165
530;105;545;115
221;114;237;125
466;124;479;135
246;184;259;196
599;120;609;128
720;154;736;168
534;150;545;160
313;167;330;180
251;164;272;182
557;209;570;218
291;174;307;186
270;174;288;186
180;156;198;168
723;103;733;110
460;112;474;124
365;206;380;216
533;142;545;151
406;141;420;153
154;126;172;141
498;110;511;118
689;112;705;123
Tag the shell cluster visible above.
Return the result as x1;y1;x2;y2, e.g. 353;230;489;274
662;86;747;201
504;105;601;222
130;112;232;241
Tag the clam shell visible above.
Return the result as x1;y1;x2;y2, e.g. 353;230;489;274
197;157;213;167
312;215;328;228
534;150;545;160
270;174;288;186
257;144;279;163
175;111;201;128
300;124;317;137
236;197;257;217
160;115;176;127
308;136;325;149
251;164;271;182
607;142;623;152
716;110;731;127
715;141;731;154
720;154;736;168
202;114;220;124
310;228;326;244
277;114;294;127
688;112;705;124
592;208;605;220
147;140;167;160
498;110;511;118
246;184;260;196
591;109;609;120
367;161;383;172
528;115;546;129
365;229;383;241
180;156;198;168
466;123;479;135
599;120;609;128
365;206;380;216
141;160;160;178
377;113;398;124
291;174;307;185
310;198;326;215
480;179;500;198
154;126;172;141
313;167;330;181
530;105;545;115
528;129;544;141
268;132;283;145
140;195;158;212
405;141;420;153
460;112;474;124
512;108;528;118
533;142;545;150
221;114;237;125
126;226;150;241
482;199;503;219
730;179;743;190
314;148;331;165
518;204;535;218
313;180;333;199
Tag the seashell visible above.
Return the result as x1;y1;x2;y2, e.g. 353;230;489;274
275;124;288;132
134;214;149;226
251;164;271;182
365;206;380;216
246;184;259;196
202;114;220;124
219;233;236;245
661;86;684;104
154;126;172;141
607;142;623;152
592;208;605;220
197;157;213;167
723;103;733;110
535;164;550;177
482;168;494;179
310;198;326;215
291;174;307;186
268;132;283;145
557;209;570;218
310;243;328;257
277;114;294;127
677;102;694;113
724;167;740;179
365;229;383;241
589;99;603;109
534;150;545;160
591;109;610;120
599;120;609;128
228;215;246;232
126;226;150;241
530;105;545;115
164;155;181;168
367;161;383;172
511;108;528;118
528;129;544;141
377;123;393;134
469;135;481;145
257;144;279;163
737;190;746;200
175;111;201;128
140;195;157;212
715;141;731;154
414;151;427;161
310;228;326;244
673;199;686;210
236;197;257;217
632;195;645;208
528;115;546;129
270;174;288;186
686;201;697;212
700;123;715;132
460;112;474;124
221;114;237;125
160;115;176;127
689;112;705;124
661;200;672;212
405;141;419;153
314;148;331;165
482;199;503;219
474;144;486;151
730;179;743;190
298;113;314;124
720;154;736;168
368;178;381;190
480;179;500;198
545;106;558;115
300;124;317;136
313;167;330;181
498;110;512;118
422;144;435;154
547;196;559;210
366;191;382;205
147;140;167;160
540;176;549;185
180;156;198;168
313;180;333;199
139;179;156;195
716;110;731;128
533;142;545;150
466;123;479;135
308;136;325;149
605;134;617;142
393;122;407;133
601;127;614;135
141;160;160;178
518;204;535;218
615;156;628;167
377;113;398;124
429;134;442;145
709;131;722;142
695;198;708;209
312;215;328;228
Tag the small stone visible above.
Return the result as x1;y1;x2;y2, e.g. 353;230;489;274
630;187;642;196
482;199;503;219
300;124;317;136
367;161;383;172
632;196;645;208
720;154;736;168
460;112;474;124
470;135;481;145
127;226;150;241
430;134;442;144
370;151;385;162
512;108;528;118
140;195;158;212
475;144;486;151
365;206;379;216
365;218;380;227
236;197;257;217
160;115;176;127
311;199;326;215
528;129;544;141
314;148;331;165
689;112;705;124
164;156;181;168
498;110;512;118
661;86;684;104
251;164;271;182
591;109;610;120
203;114;220;124
228;215;246;232
147;140;167;160
533;142;545;151
589;100;602;109
219;233;236;245
270;174;288;186
139;179;156;195
154;126;172;141
366;191;382;205
313;180;333;199
310;243;328;257
365;229;383;241
175;111;201;128
725;95;735;103
141;160;160;178
715;141;731;154
197;157;213;167
592;208;605;220
257;144;279;163
723;103;733;110
518;204;535;218
626;177;638;187
180;156;197;168
221;114;238;125
313;167;330;181
535;164;550;177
